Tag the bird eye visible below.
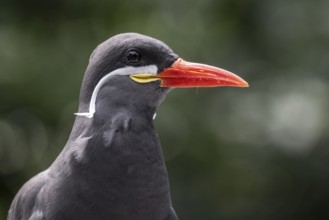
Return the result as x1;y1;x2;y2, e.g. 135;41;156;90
127;50;141;63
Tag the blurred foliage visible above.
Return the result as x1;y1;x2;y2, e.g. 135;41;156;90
1;0;329;219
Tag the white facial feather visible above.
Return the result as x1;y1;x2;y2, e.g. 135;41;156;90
75;65;158;118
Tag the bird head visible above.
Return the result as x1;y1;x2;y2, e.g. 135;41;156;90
76;33;248;119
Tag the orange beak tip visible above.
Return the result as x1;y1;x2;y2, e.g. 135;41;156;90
240;81;249;88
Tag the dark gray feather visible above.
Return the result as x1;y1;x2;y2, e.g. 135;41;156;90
8;33;178;220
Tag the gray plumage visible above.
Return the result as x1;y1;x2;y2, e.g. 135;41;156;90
8;33;179;220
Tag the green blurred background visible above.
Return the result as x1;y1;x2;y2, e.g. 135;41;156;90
1;0;329;219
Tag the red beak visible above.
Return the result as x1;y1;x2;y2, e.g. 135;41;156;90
158;58;249;88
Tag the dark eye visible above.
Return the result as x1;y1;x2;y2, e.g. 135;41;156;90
127;50;141;63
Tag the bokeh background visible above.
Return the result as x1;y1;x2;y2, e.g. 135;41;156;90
1;0;329;219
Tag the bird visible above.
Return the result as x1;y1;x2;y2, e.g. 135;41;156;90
8;33;248;220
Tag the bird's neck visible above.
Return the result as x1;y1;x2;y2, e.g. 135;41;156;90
52;102;168;187
65;102;159;158
50;105;171;209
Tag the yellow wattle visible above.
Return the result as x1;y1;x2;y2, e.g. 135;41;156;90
130;73;160;83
